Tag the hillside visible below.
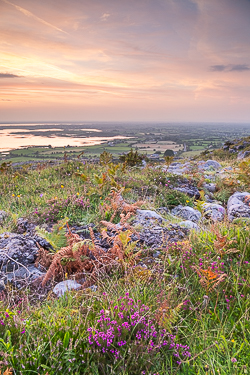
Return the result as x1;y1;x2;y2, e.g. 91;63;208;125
0;144;250;374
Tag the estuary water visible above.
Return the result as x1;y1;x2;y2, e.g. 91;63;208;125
0;123;130;152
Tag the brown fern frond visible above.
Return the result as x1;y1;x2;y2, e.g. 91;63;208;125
120;212;132;225
110;209;118;222
100;220;118;232
100;229;113;245
89;226;97;245
42;245;73;286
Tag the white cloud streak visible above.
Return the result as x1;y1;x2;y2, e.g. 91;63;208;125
1;0;68;34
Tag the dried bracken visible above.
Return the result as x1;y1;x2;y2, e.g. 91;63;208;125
101;189;144;223
0;369;13;375
155;300;183;331
194;266;227;292
211;225;239;257
40;193;143;287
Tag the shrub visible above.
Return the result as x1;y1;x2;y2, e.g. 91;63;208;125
87;293;191;373
119;149;145;167
156;189;193;208
34;194;90;223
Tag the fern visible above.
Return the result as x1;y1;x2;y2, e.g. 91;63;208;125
36;218;68;252
156;302;183;332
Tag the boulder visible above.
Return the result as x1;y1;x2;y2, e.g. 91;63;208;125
138;224;189;248
0;211;8;224
199;160;222;171
53;280;82;297
1;265;45;285
202;203;226;221
166;162;191;175
171;205;201;222
179;220;199;231
237;151;250;160
204;195;214;203
0;233;39;272
227;192;250;221
203;183;216;193
136;209;164;224
174;182;200;199
16;218;36;235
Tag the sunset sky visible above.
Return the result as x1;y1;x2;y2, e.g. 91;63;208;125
1;0;250;122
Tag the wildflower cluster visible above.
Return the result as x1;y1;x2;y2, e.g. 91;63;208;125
88;293;191;369
34;194;90;223
0;308;25;340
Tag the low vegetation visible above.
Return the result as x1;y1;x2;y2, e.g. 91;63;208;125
0;150;250;374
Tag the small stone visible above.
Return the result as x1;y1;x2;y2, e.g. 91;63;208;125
203;183;216;193
199;160;222;171
0;211;8;224
179;220;199;231
0;279;6;292
237;151;250;160
171;205;201;222
53;280;82;297
134;210;164;227
227;192;250;221
202;203;225;221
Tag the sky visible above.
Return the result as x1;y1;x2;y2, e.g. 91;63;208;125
1;0;250;122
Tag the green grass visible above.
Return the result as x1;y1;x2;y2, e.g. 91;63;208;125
0;157;250;374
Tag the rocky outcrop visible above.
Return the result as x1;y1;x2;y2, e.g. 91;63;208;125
237;151;250;160
179;220;200;230
0;232;51;287
174;182;200;199
198;160;222;171
135;210;164;225
138;224;189;248
222;138;250;159
0;233;39;272
203;183;217;193
53;280;82;297
0;211;8;224
202;203;225;221
165;162;191;175
171;205;201;223
227;192;250;221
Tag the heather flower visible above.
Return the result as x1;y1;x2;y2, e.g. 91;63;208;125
88;293;191;368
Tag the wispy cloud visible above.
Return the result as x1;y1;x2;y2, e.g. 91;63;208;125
0;72;21;78
1;0;250;122
101;13;111;21
210;64;250;72
1;0;68;34
230;64;250;72
210;65;227;72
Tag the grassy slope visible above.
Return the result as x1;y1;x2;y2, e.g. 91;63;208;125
0;156;250;374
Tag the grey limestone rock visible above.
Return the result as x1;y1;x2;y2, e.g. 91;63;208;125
174;182;200;199
165;162;191;175
136;209;164;224
0;211;8;224
237;151;250;160
227;192;250;221
202;203;225;221
0;233;39;272
179;220;199;231
2;265;45;284
53;280;82;297
171;205;201;223
138;224;189;248
203;183;217;193
199;160;222;171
